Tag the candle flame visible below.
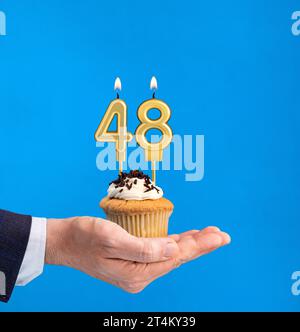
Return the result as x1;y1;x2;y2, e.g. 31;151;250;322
114;77;122;91
150;76;158;90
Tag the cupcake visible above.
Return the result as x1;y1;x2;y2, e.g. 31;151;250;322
100;170;174;237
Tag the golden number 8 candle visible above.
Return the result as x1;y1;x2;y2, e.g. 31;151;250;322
135;77;173;184
135;99;173;161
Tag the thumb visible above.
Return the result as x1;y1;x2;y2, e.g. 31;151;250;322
108;234;179;263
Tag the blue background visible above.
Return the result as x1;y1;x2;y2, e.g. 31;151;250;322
0;0;300;312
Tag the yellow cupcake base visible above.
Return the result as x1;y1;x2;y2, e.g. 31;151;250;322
105;210;172;237
101;197;174;237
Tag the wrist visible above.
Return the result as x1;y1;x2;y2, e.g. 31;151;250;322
45;218;73;266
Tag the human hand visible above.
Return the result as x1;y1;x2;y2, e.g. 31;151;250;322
46;217;230;293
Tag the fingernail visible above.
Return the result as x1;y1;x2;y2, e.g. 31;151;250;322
206;226;220;232
164;240;178;258
221;232;231;245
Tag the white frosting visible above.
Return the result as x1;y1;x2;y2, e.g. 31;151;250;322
108;177;163;200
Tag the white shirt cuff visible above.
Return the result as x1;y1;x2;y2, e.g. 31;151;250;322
16;217;47;286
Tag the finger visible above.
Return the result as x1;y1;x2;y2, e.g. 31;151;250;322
169;226;221;242
218;231;231;245
169;230;199;241
140;231;230;282
202;226;221;233
152;231;230;276
177;231;231;263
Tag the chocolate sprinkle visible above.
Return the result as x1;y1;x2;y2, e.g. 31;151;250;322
109;170;160;193
126;183;133;190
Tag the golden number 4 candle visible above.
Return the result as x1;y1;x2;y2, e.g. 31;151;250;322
94;78;133;172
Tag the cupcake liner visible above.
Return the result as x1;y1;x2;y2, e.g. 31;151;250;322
105;210;172;237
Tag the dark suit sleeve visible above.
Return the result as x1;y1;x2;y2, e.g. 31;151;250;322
0;210;32;303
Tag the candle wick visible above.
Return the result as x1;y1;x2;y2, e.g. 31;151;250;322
152;91;156;99
116;92;120;99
